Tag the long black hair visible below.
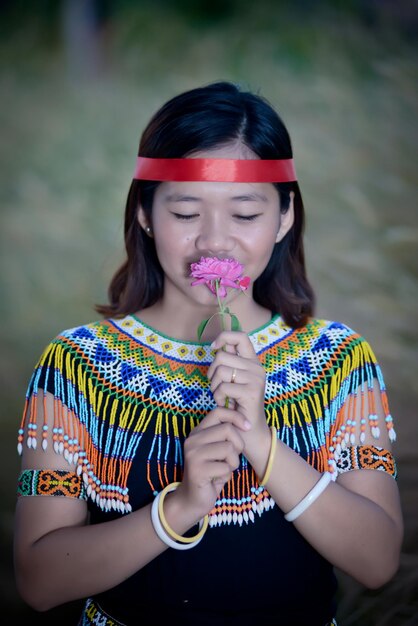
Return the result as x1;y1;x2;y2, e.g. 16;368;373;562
96;81;315;327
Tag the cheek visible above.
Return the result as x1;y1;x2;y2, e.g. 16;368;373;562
153;231;189;264
257;245;276;272
247;227;278;255
246;232;278;273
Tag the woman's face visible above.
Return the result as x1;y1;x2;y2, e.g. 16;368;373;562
138;144;294;310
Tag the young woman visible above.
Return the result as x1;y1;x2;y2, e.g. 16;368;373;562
14;81;403;626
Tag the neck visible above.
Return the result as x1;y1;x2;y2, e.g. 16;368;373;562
136;294;272;343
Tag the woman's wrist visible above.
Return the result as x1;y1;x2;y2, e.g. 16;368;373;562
268;437;323;513
245;424;273;482
162;484;207;534
259;426;277;486
150;483;209;550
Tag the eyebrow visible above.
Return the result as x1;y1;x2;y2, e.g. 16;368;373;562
165;194;201;202
230;193;268;202
164;192;268;203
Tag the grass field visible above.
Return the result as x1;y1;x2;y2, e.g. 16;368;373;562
1;2;417;623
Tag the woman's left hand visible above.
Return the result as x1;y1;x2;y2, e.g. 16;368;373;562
207;330;270;460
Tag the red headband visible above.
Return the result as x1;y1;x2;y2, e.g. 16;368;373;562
133;156;297;183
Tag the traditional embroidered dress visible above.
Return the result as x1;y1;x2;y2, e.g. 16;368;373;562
17;314;397;626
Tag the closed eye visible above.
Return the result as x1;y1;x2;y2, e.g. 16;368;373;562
171;212;199;220
234;214;261;221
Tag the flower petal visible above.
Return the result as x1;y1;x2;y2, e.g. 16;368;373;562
239;276;251;290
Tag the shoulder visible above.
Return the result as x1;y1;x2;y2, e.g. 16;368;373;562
292;317;368;349
50;315;129;344
26;316;133;394
259;315;370;356
305;317;360;336
290;317;381;366
35;316;131;365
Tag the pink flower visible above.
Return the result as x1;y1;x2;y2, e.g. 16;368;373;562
190;257;250;299
190;256;250;346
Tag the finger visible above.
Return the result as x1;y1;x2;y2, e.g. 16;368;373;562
204;461;235;484
209;368;252;396
184;440;243;481
201;443;242;471
196;407;251;431
223;342;236;355
210;475;231;489
207;351;259;380
212;381;251;410
211;331;256;359
208;358;264;394
187;423;246;453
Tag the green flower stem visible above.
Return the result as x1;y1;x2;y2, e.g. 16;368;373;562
214;279;230;409
215;279;224;318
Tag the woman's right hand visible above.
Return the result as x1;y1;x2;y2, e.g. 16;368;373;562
173;407;251;520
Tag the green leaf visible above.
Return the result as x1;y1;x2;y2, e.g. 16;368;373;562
230;314;242;331
197;318;210;341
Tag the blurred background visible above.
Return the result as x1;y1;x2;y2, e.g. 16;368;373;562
0;0;417;623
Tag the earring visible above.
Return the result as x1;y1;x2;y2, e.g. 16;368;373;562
145;226;153;236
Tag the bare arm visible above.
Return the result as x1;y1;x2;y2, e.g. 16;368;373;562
14;391;248;610
209;331;404;589
14;492;168;610
14;392;175;610
253;426;403;588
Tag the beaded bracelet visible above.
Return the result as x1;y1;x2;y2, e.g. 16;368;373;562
151;482;209;550
259;426;277;486
284;472;332;522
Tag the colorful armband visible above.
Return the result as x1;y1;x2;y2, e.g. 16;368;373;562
17;469;87;499
336;445;397;479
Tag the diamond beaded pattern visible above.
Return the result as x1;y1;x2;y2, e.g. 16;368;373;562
18;314;396;523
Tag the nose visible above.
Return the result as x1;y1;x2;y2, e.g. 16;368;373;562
195;215;234;255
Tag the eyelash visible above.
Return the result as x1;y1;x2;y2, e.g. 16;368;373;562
235;214;259;221
172;213;260;221
172;213;199;220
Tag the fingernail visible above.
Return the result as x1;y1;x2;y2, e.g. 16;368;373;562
244;420;252;430
210;340;217;349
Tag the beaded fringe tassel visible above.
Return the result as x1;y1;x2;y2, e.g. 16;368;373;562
17;326;396;517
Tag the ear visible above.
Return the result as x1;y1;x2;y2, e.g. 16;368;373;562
137;206;153;237
275;191;295;243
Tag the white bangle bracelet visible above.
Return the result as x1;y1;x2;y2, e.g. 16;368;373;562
284;472;332;522
150;490;205;550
